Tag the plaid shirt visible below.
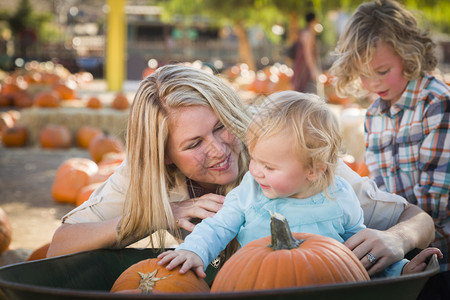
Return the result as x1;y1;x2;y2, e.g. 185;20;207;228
364;75;450;271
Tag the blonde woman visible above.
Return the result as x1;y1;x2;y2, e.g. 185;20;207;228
48;65;434;276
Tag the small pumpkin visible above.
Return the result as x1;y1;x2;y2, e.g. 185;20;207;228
88;131;124;163
89;162;121;185
86;96;102;109
1;125;27;147
0;83;22;95
0;94;12;107
98;151;125;167
39;124;72;149
110;258;210;294
76;125;103;149
33;91;61;108
211;213;370;292
26;242;51;261
75;182;101;207
111;93;130;110
11;90;33;108
0;208;12;254
51;157;99;204
53;82;76;100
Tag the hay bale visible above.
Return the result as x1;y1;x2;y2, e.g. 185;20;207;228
18;107;128;146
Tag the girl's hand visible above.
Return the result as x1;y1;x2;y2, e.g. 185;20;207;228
402;248;443;275
345;228;405;276
157;250;206;278
170;193;224;232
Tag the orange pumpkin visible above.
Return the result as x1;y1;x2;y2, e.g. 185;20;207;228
0;208;12;254
98;151;125;167
51;157;99;204
0;94;12;107
1;125;27;147
33;91;61;108
89;162;121;184
86;96;102;109
75;182;101;207
11;90;33;108
53;83;76;100
1;83;22;95
26;242;50;261
88;131;124;163
39;124;72;149
111;93;130;110
76;125;103;149
211;213;369;292
110;258;210;294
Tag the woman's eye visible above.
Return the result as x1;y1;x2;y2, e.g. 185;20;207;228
213;124;225;132
186;140;201;150
378;69;389;76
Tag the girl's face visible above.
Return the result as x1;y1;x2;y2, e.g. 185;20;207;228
248;132;315;199
360;41;409;104
166;105;241;192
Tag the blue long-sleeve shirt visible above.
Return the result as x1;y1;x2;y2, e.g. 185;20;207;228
177;171;407;276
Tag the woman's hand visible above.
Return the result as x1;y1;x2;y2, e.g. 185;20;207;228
170;193;224;232
344;228;405;276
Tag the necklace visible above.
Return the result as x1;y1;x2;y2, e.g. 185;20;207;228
186;178;220;198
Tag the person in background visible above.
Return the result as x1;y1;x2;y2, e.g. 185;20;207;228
292;12;321;93
329;0;449;297
158;91;442;278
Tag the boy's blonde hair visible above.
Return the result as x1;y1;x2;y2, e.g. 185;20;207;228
247;91;342;196
119;64;251;247
330;0;437;97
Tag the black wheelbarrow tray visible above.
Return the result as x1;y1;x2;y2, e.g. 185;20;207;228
0;248;440;300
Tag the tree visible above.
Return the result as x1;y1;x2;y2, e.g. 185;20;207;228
161;0;259;70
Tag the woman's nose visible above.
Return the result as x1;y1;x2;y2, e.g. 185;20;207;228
205;136;226;158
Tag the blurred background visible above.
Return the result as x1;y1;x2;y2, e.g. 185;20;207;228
0;0;449;84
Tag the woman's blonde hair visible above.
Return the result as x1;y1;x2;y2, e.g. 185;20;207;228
118;64;251;247
247;91;342;196
330;0;437;97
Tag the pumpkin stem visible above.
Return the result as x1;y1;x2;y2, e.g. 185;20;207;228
137;269;172;294
269;212;304;250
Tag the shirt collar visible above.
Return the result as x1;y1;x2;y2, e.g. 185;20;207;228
378;75;431;115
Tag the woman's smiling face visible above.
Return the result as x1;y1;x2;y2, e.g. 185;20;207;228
165;105;242;191
360;41;409;104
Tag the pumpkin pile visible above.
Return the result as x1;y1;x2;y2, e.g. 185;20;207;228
51;151;125;206
211;212;370;292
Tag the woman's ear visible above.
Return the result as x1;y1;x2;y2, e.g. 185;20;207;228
164;155;173;165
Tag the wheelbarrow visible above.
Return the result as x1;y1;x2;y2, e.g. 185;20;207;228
0;248;440;300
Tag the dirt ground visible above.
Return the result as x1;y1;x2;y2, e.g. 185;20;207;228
0;144;91;267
